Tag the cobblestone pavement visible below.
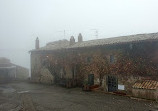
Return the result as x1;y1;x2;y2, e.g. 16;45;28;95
0;81;157;111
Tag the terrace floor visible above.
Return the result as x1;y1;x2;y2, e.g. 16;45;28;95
0;81;157;111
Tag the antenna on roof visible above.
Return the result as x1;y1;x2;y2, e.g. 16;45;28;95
64;30;65;39
91;29;98;39
57;30;68;39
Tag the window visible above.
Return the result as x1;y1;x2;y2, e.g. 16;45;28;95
110;55;115;63
60;68;66;78
129;44;133;49
86;57;92;63
88;74;94;85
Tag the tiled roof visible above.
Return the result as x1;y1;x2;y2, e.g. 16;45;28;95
39;39;70;51
132;80;158;90
0;57;10;64
31;32;158;51
71;32;158;49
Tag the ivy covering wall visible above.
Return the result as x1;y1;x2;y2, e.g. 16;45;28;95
31;41;158;86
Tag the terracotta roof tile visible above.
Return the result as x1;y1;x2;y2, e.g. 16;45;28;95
132;80;158;90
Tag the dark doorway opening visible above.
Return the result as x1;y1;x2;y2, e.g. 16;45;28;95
88;74;94;85
107;75;118;92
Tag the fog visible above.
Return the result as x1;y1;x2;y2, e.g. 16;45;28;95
0;0;158;69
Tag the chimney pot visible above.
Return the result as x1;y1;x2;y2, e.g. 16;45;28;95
35;37;39;49
78;33;83;42
70;36;75;45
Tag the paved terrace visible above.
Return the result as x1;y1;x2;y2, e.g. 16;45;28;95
0;82;157;111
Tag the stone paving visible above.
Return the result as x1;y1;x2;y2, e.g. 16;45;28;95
0;82;157;111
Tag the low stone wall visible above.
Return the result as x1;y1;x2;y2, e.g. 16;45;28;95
132;88;157;100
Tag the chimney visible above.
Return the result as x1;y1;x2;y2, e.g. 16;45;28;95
70;36;75;45
35;37;39;49
78;33;83;42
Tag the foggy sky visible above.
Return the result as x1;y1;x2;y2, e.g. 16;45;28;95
0;0;158;69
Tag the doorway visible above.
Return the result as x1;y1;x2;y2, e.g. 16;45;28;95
88;74;94;85
107;75;118;92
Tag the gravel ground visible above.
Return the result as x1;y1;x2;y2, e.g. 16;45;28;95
0;81;157;111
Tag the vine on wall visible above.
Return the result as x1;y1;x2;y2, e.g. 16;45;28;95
38;42;158;85
110;43;158;78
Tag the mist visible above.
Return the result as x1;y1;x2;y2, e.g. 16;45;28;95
0;0;158;69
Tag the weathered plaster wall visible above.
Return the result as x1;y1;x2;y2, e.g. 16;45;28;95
0;67;16;83
16;65;29;80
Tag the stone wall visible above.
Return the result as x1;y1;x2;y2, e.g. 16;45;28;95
31;40;158;93
39;67;54;84
31;53;54;84
132;88;157;100
31;53;42;82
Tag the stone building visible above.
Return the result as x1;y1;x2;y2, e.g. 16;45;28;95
0;57;29;83
30;33;158;99
0;58;16;83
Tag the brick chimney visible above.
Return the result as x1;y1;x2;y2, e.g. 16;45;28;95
70;36;75;45
78;33;83;43
35;37;39;49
